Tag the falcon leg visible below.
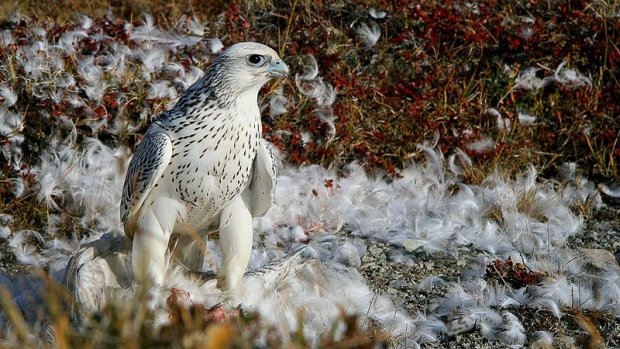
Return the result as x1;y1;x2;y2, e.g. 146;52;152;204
172;233;206;272
217;196;253;290
131;199;179;286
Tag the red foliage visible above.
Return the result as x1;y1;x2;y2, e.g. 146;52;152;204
486;257;545;289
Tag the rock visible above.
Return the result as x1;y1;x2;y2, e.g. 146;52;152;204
403;239;422;252
367;244;384;257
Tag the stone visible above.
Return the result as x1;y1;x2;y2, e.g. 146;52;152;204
403;239;423;252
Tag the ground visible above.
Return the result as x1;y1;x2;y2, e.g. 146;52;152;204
0;0;619;348
361;200;620;348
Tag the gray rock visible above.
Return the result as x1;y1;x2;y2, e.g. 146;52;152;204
403;239;423;252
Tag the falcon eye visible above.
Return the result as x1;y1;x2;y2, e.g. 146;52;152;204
247;54;266;66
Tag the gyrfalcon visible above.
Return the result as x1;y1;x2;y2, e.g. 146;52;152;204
120;42;288;290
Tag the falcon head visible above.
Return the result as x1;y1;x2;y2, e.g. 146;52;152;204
213;42;289;94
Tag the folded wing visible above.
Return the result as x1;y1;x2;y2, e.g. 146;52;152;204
120;131;172;237
242;140;279;217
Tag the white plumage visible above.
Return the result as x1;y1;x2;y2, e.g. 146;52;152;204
120;42;288;289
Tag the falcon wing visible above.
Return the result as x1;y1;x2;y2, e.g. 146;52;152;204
242;139;279;217
120;131;172;236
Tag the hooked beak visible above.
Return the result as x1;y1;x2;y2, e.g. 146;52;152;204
267;59;289;78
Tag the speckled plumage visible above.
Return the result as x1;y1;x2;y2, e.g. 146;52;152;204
120;42;288;289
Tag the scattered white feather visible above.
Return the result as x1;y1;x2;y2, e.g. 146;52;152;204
299;131;313;145
138;47;167;80
465;137;495;153
295;55;338;137
0;134;24;170
21;45;46;78
100;43;131;79
7;177;25;198
269;87;288;116
9;230;45;266
78;14;93;30
209;38;224;54
296;77;324;98
333;240;363;267
523;284;570;315
600;184;620;198
514;67;551;91
529;276;575;306
56;30;88;53
470;221;511;255
554;61;592;89
167;63;205;89
0;106;22;136
297;55;319;81
446;306;488;335
497;312;526;347
182;16;204;36
131;16;201;50
530;331;554;348
0;214;11;239
519;16;536;24
478;308;504;339
435;283;476;317
369;8;386;19
0;85;17;107
496;113;511;131
317;83;337;107
488;285;522;308
315;110;337;138
32;137;129;233
356;22;381;47
410;312;447;344
0;30;14;46
518;111;536;124
517;25;534;39
36;171;65;212
78;57;107;100
448;148;473;176
148;80;178;100
594;269;620;315
515;62;592;92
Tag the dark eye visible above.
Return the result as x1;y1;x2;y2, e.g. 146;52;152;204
247;54;265;66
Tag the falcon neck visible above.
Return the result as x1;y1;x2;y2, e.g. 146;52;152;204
172;70;262;117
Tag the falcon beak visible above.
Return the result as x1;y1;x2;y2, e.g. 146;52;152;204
267;59;289;78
